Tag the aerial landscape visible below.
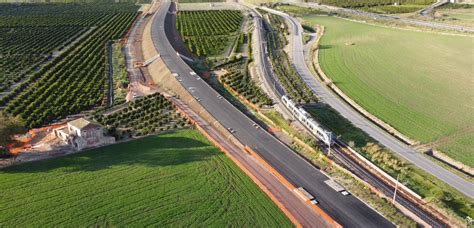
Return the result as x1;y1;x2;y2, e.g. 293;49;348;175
0;0;472;227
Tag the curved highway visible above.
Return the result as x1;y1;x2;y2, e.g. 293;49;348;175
261;7;474;199
151;1;394;227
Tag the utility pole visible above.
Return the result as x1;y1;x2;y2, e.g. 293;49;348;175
392;174;400;204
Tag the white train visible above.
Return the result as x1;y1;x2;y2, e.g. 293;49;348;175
281;95;334;146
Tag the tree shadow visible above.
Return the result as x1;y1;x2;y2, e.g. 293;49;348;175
304;103;372;148
319;44;333;49
0;135;215;174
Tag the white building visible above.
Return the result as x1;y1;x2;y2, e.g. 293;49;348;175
54;118;115;150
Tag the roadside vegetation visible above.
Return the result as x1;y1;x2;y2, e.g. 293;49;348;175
218;32;273;108
303;15;474;167
305;105;474;223
220;60;273;108
176;10;243;57
92;93;189;140
0;129;292;227
110;43;129;105
311;0;434;8
260;110;416;227
361;4;425;14
270;4;328;16
0;3;139;129
263;12;317;103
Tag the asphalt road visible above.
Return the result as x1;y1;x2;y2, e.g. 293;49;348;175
262;7;474;199
151;1;394;227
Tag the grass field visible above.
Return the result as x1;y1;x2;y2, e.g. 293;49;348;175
0;130;291;226
303;16;474;166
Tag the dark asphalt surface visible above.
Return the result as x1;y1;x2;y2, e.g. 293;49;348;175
151;1;394;227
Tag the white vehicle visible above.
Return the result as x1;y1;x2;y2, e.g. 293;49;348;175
281;95;334;146
227;127;236;134
190;72;196;76
341;190;350;196
172;73;179;77
310;199;319;205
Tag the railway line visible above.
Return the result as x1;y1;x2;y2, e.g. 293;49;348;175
261;6;474;200
257;6;450;227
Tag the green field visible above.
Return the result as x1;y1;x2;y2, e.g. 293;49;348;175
303;16;474;166
0;130;291;226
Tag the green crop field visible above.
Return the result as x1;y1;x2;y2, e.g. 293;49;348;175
0;3;139;128
177;10;243;57
303;16;474;166
0;130;291;226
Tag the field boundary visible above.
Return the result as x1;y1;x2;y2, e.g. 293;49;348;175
311;42;417;146
309;22;473;175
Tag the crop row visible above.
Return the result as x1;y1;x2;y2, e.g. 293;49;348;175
222;70;273;107
265;14;316;103
183;36;230;57
1;10;138;129
220;32;272;108
177;10;242;36
177;10;243;57
0;26;87;91
92;93;189;138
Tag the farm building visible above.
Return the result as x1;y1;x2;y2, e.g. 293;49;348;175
53;118;115;150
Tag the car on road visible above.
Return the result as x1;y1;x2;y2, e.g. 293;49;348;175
310;199;319;205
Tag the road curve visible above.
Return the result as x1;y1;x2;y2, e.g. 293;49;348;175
262;7;474;199
151;1;394;227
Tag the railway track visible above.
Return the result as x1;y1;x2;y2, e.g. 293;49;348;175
329;140;447;227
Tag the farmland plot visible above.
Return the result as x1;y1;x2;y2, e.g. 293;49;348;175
0;130;291;227
304;16;474;166
176;10;243;57
0;3;139;128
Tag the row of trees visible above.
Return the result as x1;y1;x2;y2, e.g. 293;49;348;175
0;26;87;92
265;13;317;103
220;31;272;108
177;10;243;57
177;10;242;37
309;0;435;8
2;10;138;129
92;93;189;137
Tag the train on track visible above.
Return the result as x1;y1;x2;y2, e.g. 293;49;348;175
281;95;334;146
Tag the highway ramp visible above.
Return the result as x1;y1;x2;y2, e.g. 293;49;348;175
151;1;394;227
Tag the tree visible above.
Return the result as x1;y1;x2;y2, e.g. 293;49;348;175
0;112;26;157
